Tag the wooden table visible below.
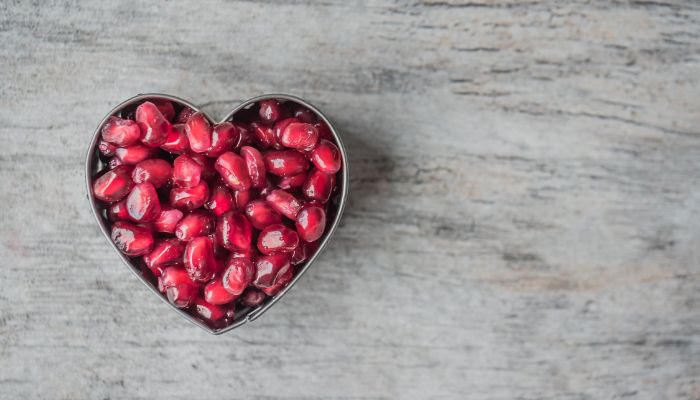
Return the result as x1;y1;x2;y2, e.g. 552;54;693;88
1;1;698;398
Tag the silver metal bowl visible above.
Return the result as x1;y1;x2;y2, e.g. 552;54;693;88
85;93;349;334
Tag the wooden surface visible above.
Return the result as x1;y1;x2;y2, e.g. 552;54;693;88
1;1;699;399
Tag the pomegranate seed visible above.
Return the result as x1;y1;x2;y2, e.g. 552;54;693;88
260;267;293;296
205;122;239;158
108;200;130;222
215;151;251;191
263;150;309;177
175;211;215;241
258;99;282;124
244;199;282;230
101;116;141;147
153;207;184;233
111;221;154;256
273;118;299;143
216;211;252;251
126;182;161;222
266;189;303;219
253;253;291;289
293;107;316;123
185;112;212;153
302;169;336;203
160;124;189;154
257;224;299;254
169;181;209;211
240;288;266;307
184;236;218;282
204;278;238;305
296;205;326;242
173;154;202;188
98;140;117;157
176;107;196;124
189;153;216;180
276;171;307;190
93;166;134;203
151;99;176;122
232;122;254;148
159;266;199;308
131;159;172;188
222;257;255;295
290;241;312;265
144;238;184;275
251;122;277;149
313;121;334;140
192;298;226;322
310;139;342;174
205;185;234;217
240;146;266;189
259;178;277;198
135;101;171;147
108;157;124;169
114;144;159;165
279;122;318;151
233;190;250;210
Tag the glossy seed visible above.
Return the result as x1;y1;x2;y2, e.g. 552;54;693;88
240;146;266;189
114;144;159;165
175;211;215;242
126;182;162;222
160;124;190;154
222;257;255;295
263;150;309;177
205;122;239;158
310;139;342;174
131;159;172;188
253;253;291;289
205;185;234;217
279;122;319;151
153;207;184;233
144;238;185;276
302;169;336;203
169;181;209;211
257;224;299;254
244;199;282;230
183;236;218;282
215;151;251;191
135;101;171;147
111;221;154;256
185;112;212;153
216;211;252;251
101;116;141;147
266;189;303;219
204;278;238;305
295;204;326;242
173;154;203;188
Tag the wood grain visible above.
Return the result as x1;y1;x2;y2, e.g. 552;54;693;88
1;1;699;399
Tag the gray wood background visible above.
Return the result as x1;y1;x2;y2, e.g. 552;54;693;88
1;1;699;399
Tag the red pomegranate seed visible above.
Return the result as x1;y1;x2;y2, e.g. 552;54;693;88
154;207;184;233
266;189;303;219
215;151;251;191
313;121;334;140
192;298;226;322
160;124;189;154
257;224;299;254
131;159;172;188
108;157;124;169
111;221;154;256
175;211;215;241
240;146;266;189
276;171;307;190
189;153;216;180
184;236;218;282
204;278;238;305
144;238;184;275
263;150;309;177
293;107;316;123
302;169;336;203
260;267;293;296
173;154;202;188
114;144;159;165
244;199;282;230
169;181;209;211
290;241;311;265
222;257;255;295
108;200;129;222
251;122;277;149
273;118;299;143
185;112;212;153
258;99;282;124
296;205;326;242
136;101;171;147
310;139;342;174
279;122;319;151
216;211;252;251
176;107;196;124
205;122;239;158
101;116;141;147
233;190;250;211
126;182;161;222
205;185;234;217
253;253;291;289
232;122;254;148
240;288;266;307
159;267;199;308
98;140;117;157
151;99;176;122
93;165;134;203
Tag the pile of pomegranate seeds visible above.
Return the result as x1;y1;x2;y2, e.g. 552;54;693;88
93;98;342;328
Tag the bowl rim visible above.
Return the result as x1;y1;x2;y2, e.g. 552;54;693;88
85;93;349;334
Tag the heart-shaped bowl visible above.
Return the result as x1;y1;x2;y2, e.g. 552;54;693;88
85;93;349;334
